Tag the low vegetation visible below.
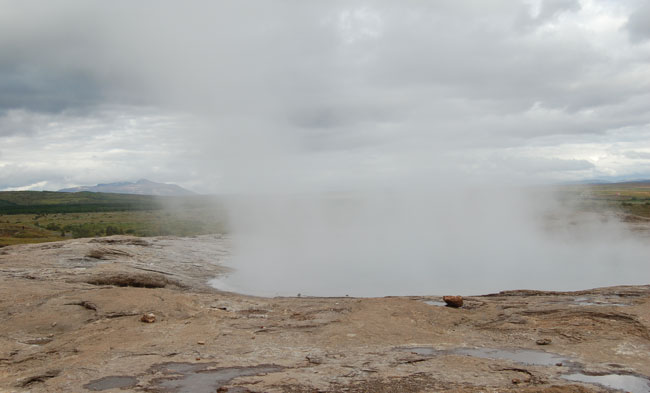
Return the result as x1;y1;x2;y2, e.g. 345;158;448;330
0;191;228;247
2;183;650;247
557;182;650;220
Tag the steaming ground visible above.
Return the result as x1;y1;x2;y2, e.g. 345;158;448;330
211;187;650;297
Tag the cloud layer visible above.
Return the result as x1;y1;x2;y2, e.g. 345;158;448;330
0;0;650;191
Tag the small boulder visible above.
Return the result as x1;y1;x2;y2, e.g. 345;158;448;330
443;296;463;308
306;354;323;365
140;313;156;323
536;338;552;345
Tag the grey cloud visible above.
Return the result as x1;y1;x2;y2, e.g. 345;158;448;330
626;2;650;43
0;109;45;137
498;156;595;174
0;1;649;192
289;103;401;130
300;128;386;152
513;0;580;33
0;164;64;190
622;150;650;160
0;64;103;114
537;0;581;21
0;2;614;117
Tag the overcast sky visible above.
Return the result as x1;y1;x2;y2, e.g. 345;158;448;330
1;0;650;193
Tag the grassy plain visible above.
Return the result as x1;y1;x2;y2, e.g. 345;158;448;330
584;182;650;218
0;191;227;247
2;182;650;247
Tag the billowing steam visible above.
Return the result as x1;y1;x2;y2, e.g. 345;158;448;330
3;2;649;295
216;186;650;296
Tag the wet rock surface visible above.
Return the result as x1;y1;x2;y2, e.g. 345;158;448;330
0;235;649;392
148;363;284;393
83;376;139;391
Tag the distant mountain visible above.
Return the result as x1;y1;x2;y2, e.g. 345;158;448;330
58;179;195;196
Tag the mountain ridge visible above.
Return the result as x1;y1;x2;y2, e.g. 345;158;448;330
58;179;195;196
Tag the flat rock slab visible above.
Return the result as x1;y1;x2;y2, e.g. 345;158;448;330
1;236;649;392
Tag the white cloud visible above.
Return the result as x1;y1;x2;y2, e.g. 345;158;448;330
0;1;650;192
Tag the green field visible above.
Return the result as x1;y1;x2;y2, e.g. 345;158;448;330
0;191;163;214
574;182;650;218
2;183;650;247
0;191;228;247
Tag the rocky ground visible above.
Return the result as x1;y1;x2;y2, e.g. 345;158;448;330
0;235;649;393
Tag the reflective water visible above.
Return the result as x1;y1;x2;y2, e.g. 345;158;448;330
397;346;650;392
453;347;569;366
563;373;650;393
151;363;284;393
422;300;447;306
399;347;570;366
573;296;628;307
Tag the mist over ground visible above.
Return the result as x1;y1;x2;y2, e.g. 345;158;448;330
216;185;650;296
1;1;650;295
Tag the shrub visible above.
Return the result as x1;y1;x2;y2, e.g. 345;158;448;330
46;223;62;231
105;226;124;236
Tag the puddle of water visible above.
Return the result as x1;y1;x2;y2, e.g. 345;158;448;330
422;300;447;307
83;376;138;391
398;347;570;366
151;363;283;393
453;348;570;366
576;302;628;307
23;337;53;345
397;346;650;393
573;296;628;307
563;373;650;393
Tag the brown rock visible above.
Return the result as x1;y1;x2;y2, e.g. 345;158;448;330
512;378;521;384
443;296;463;308
140;313;156;323
306;354;323;364
536;338;552;345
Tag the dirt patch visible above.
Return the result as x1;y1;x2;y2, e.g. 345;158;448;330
85;272;183;289
38;243;64;250
86;247;133;259
520;309;650;340
83;376;139;391
286;374;598;393
64;300;98;311
90;237;151;246
16;370;61;387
